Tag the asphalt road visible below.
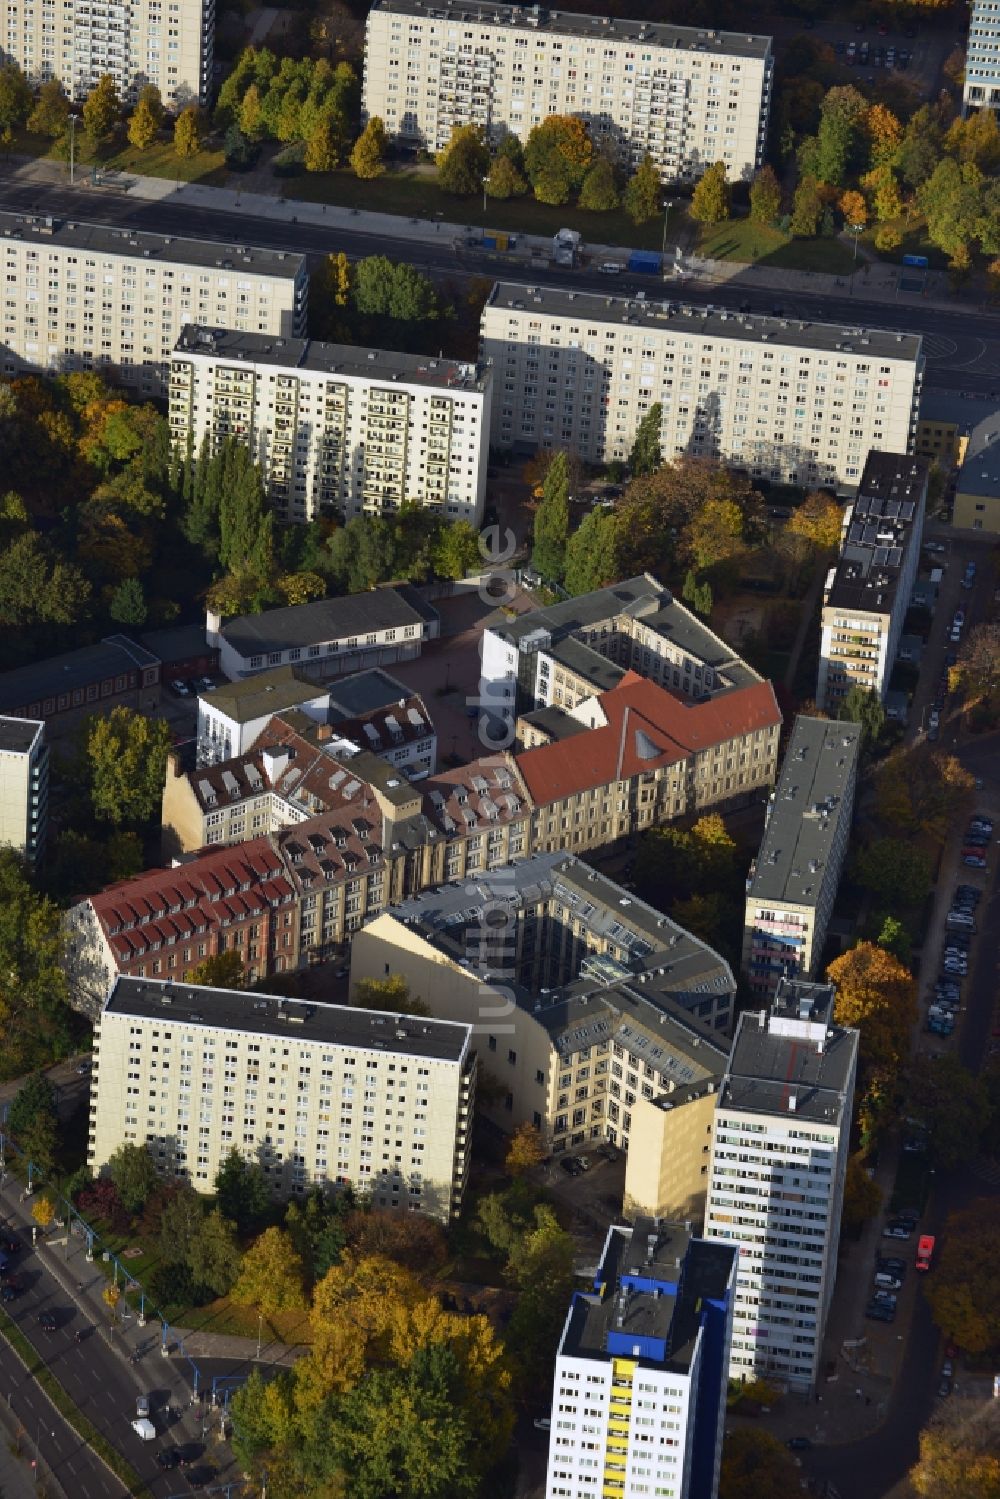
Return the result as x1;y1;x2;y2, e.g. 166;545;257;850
1;177;1000;397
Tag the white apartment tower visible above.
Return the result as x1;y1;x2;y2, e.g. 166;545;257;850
363;0;773;184
1;0;214;107
0;212;306;397
545;1219;736;1499
169;326;492;526
964;0;1000;116
704;979;858;1393
816;451;929;711
0;717;48;866
88;976;477;1221
480;284;923;491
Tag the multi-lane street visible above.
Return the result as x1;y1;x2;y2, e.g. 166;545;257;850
2;176;1000;398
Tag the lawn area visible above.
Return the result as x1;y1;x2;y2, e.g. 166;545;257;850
697;217;858;275
8;127;227;185
861;216;950;271
175;1296;313;1343
288;162;664;249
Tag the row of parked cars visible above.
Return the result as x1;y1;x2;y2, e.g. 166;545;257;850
844;39;911;69
558;1142;621;1176
961;812;992;871
169;676;216;698
929;881;984;1035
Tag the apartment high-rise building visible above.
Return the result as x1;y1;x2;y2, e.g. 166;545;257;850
742;716;860;1000
816;451;929;712
964;0;1000;116
1;0;214;107
88;975;476;1219
545;1219;736;1499
480;284;923;490
0;717;48;865
704;979;858;1392
363;0;773;184
169;326;492;526
0;213;306;396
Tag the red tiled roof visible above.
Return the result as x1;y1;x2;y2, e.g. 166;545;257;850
515;672;781;806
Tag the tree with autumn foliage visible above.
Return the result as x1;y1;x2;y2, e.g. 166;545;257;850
826;942;916;1071
232;1227;307;1319
925;1198;1000;1356
787;491;842;552
614;457;763;581
905;1054;992;1172
523;113;593;204
874;747;975;842
842;1152;882;1233
862;163;904;225
839;188;867;229
911;1397;1000;1499
505;1121;546;1177
719;1428;802;1499
186;950;246;989
953;623;1000;711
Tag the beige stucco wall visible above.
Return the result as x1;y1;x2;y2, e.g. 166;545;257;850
623;1086;719;1226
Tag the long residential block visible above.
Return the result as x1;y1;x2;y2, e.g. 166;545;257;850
169;325;491;526
704;979;858;1393
546;1220;736;1499
363;0;773;183
1;0;214;107
0;213;306;396
88;975;476;1219
0;716;48;866
816;451;929;711
742;716;860;1000
480;283;924;490
963;0;1000;116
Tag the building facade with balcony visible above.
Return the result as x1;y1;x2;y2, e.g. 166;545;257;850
545;1220;736;1499
0;717;48;866
742;716;860;1000
363;0;773;184
816;451;929;711
88;975;476;1220
169;326;491;526
2;0;214;108
963;0;1000;116
704;979;858;1393
480;284;923;487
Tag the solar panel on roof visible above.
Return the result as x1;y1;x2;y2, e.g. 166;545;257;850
900;500;915;520
848;523;865;543
862;524;879;545
885;499;900;518
853;495;870;515
888;547;903;567
874;546;890;566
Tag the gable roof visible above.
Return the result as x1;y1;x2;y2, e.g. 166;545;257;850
515;672;780;805
220;585;439;660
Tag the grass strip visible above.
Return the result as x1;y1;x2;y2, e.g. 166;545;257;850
0;1307;149;1497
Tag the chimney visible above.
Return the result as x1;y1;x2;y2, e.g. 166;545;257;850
788;1093;797;1112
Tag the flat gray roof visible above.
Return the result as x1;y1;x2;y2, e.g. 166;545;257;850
371;0;773;58
222;585;439;661
486;283;924;364
327;669;419;720
105;975;471;1061
747;716;860;909
957;410;1000;498
0;211;304;278
207;666;327;722
175;325;489;392
0;637;156;714
824;452;929;615
721;1002;857;1126
386;851;734;1068
0;716;43;754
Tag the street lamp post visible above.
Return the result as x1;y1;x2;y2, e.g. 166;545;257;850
68;114;77;187
662;198;674;266
256;1313;263;1360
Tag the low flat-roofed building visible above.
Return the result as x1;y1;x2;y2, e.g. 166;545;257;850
169;325;491;526
817;452;929;711
743;716;861;999
208;584;440;683
350;852;735;1159
196;666;331;766
952;404;1000;533
88;975;476;1220
546;1218;736;1499
704;978;858;1392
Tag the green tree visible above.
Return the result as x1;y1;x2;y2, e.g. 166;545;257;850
578;157;619;211
854;838;931;908
157;1183;206;1267
186;950;246;989
905;1054;991;1172
108;576;147;626
353;974;430;1016
531;450;570;583
485;153;526;199
0;532;90;629
431;520;480;581
127;84;162;150
505;1205;576;1398
436;122;490;195
749;164;782;225
629;403;663;477
217;440;273;581
173;106;201;158
214;1147;271;1232
107;1141;159;1214
8;1072;58;1175
82;74;120;146
790;176;824;237
232;1228;307;1317
919;157;981;261
523;114;594;194
690;161;729;224
0;63;32;141
898;103;946;190
564;507;622;597
837;683;886;746
86;707;172;826
350;116;387;179
188;1208;241;1297
623;153;661;225
351;257;439;323
28;78;70;140
911;1399;1000;1499
815;84;867;187
876;913;912;966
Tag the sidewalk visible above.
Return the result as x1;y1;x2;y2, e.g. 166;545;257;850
0;151;970;318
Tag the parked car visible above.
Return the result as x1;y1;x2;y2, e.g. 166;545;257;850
883;1224;912;1240
169;679;193;697
38;1311;57;1332
559;1156;583;1177
576;1155;593;1172
963;855;987;868
866;1302;895;1322
0;1282;21;1302
878;1257;906;1275
533;1416;551;1431
871;1289;898;1306
156;1450;182;1470
938;1374;952;1397
787;1437;813;1450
